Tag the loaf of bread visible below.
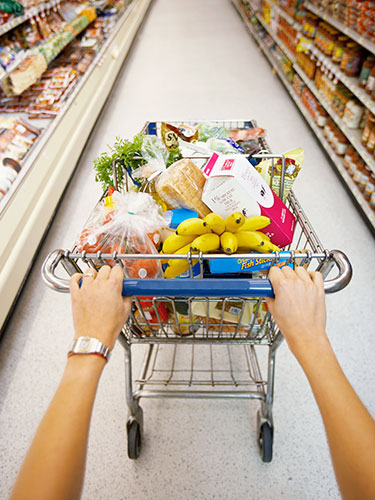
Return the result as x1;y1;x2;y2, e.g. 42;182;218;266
155;159;211;218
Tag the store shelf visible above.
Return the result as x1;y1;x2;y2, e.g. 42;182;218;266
309;45;375;115
272;3;301;32
293;63;375;174
0;0;59;37
304;1;375;56
246;1;375;174
1;11;95;96
233;0;375;232
251;3;297;63
0;0;153;332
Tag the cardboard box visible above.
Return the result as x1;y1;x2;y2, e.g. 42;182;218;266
202;153;295;247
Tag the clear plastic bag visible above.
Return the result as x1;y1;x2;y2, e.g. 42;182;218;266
76;191;166;278
155;158;211;218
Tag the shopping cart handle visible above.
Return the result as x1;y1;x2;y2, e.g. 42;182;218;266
41;249;352;296
120;278;274;297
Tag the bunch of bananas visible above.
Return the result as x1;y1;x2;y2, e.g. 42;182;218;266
161;212;280;278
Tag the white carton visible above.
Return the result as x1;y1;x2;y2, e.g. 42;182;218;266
202;153;295;247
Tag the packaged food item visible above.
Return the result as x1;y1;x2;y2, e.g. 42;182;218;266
167;300;199;336
359;55;375;87
208;251;294;275
366;65;375;95
343;100;363;129
76;191;166;278
161;122;198;149
155;158;211;218
197;122;229;141
205;137;241;154
253;147;304;202
202;153;296;248
191;299;254;335
229;127;265;142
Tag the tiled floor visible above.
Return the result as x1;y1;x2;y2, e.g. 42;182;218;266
0;0;374;499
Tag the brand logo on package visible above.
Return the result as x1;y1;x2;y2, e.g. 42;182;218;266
203;153;219;177
221;159;235;171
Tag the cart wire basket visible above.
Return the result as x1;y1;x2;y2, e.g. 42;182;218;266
42;120;352;462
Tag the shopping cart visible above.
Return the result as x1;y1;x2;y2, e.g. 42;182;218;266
42;120;352;463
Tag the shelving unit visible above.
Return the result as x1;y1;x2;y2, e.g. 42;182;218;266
232;0;375;233
304;1;375;56
0;0;153;332
1;10;95;96
309;45;375;115
0;0;59;37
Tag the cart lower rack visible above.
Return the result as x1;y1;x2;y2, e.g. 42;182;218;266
42;120;352;462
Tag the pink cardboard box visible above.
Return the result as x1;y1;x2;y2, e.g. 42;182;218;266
202;153;295;248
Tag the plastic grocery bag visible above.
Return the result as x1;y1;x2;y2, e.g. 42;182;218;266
76;191;166;278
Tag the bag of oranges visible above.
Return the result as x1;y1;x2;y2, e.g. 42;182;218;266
76;190;166;279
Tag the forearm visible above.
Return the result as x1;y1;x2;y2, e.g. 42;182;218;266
296;338;375;500
10;355;106;500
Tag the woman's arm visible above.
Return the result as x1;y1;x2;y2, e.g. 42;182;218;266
267;266;375;500
10;265;131;500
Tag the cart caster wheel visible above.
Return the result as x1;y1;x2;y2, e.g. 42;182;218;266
127;420;142;459
258;422;273;463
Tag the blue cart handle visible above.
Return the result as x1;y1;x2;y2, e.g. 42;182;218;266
120;278;274;297
42;249;352;297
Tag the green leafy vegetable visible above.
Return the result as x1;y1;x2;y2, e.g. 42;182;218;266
94;133;145;191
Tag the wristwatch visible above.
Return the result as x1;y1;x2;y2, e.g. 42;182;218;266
68;336;111;362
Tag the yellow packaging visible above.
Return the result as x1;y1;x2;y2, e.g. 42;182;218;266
254;147;304;202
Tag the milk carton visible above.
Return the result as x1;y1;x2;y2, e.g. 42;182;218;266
202;153;295;247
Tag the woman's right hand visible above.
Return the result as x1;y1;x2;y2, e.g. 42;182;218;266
266;266;329;361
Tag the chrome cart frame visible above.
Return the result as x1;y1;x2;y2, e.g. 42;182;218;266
42;120;352;462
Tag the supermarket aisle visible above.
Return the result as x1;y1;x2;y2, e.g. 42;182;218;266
0;1;374;499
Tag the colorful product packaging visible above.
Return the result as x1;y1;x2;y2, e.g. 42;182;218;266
208;251;294;274
202;153;296;248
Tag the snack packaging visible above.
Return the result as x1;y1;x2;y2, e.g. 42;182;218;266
208;251;294;274
161;122;198;149
76;191;166;279
155;158;211;218
254;147;304;202
202;153;295;248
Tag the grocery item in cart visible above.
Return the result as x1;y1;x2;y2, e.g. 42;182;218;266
155;158;211;218
76;191;166;278
161;122;198;149
254;147;304;202
202;153;295;248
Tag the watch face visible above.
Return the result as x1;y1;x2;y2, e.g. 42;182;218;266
79;338;91;350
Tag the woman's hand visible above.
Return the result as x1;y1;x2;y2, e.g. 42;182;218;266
69;265;131;350
266;266;328;361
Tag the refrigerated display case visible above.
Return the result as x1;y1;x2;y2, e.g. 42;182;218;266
0;0;152;332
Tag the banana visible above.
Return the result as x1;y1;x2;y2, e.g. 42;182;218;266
164;245;198;279
220;232;238;254
191;233;220;253
203;213;226;235
164;259;191;279
225;212;245;232
236;231;280;253
159;250;168;265
162;233;197;254
237;216;271;232
176;218;211;236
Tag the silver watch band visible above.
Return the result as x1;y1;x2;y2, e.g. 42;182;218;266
68;336;111;362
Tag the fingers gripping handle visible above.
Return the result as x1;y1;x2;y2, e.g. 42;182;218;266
41;249;352;297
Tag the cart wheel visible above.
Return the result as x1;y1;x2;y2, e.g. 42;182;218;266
127;420;142;459
258;422;273;463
